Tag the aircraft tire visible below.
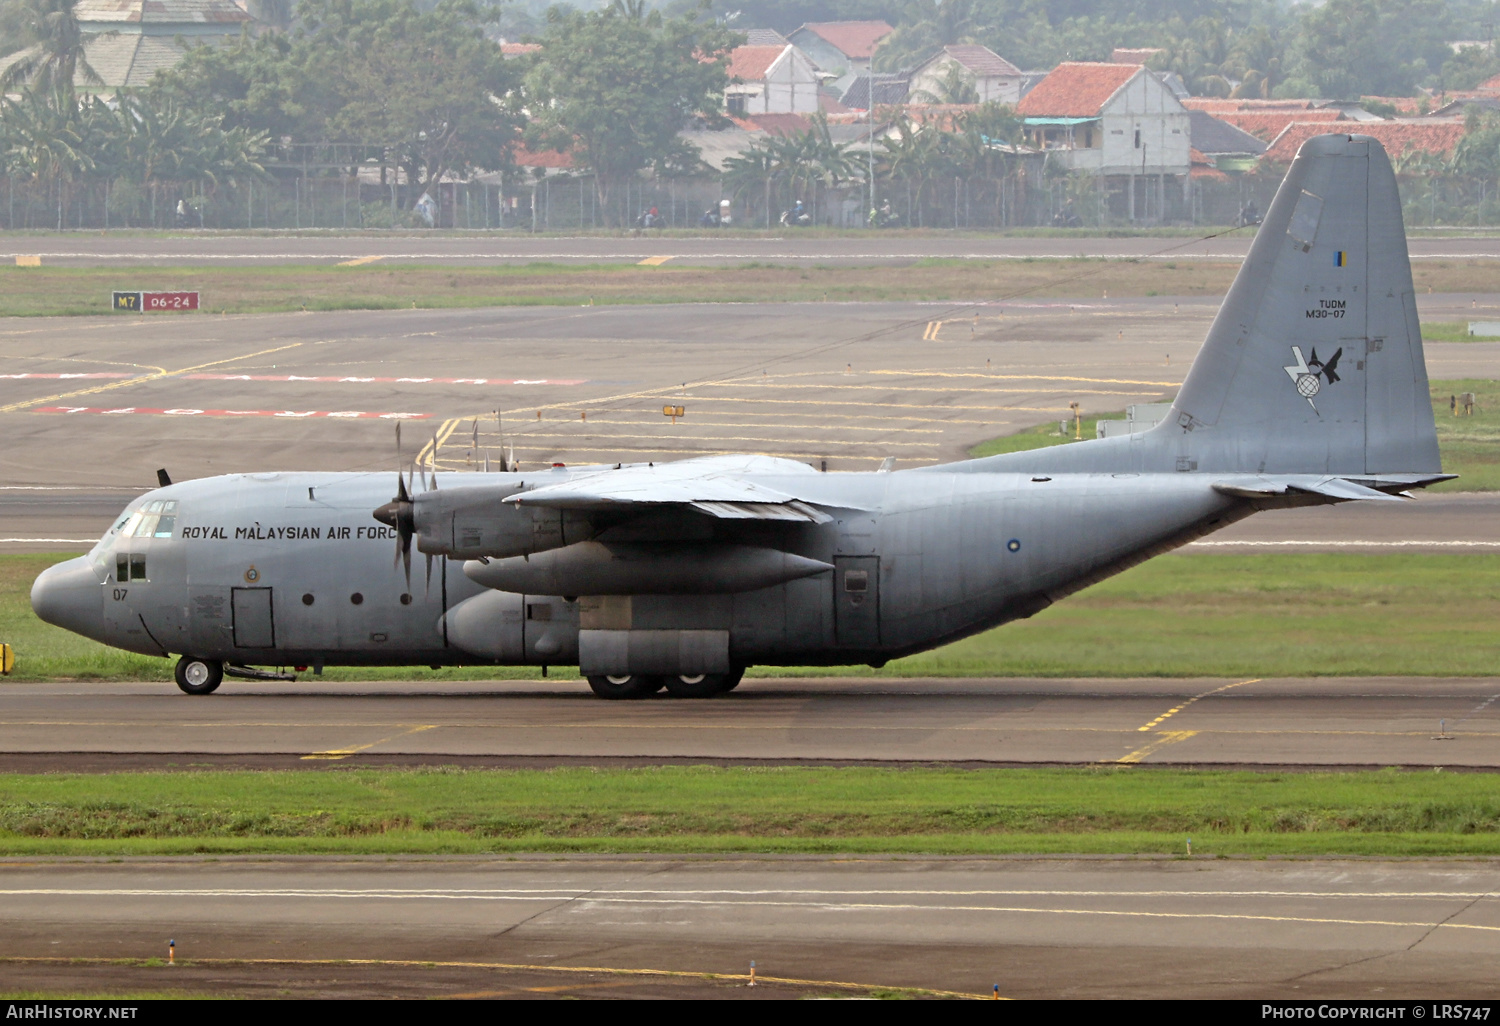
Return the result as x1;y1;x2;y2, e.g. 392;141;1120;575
663;673;735;698
175;656;223;695
586;674;659;700
718;668;746;693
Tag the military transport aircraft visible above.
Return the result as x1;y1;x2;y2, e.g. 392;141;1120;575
32;134;1448;698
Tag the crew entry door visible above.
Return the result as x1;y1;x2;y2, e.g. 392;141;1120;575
231;587;275;648
834;556;879;648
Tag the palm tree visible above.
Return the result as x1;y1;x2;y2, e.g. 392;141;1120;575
0;0;109;108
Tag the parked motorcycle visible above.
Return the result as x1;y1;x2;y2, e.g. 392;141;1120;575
868;202;900;228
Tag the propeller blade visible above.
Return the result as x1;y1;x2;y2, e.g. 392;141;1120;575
424;552;433;594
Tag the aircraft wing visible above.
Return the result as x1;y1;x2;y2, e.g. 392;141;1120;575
511;455;850;523
1212;473;1456;503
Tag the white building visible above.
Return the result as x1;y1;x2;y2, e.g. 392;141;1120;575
908;45;1024;105
725;44;821;116
1016;62;1190;222
787;21;892;96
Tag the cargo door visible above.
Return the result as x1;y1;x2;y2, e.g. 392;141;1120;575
231;587;276;648
833;556;879;648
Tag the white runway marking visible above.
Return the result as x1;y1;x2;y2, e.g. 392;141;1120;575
35;406;432;420
182;374;588;386
2;888;1492;933
0;538;97;543
1;251;1493;262
0;373;132;380
7;887;1487;899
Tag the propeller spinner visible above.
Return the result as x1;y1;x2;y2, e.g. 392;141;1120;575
373;472;416;587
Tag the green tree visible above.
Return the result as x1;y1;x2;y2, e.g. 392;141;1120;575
1283;0;1454;97
154;0;518;208
1443;44;1500;92
302;0;518;199
0;0;107;105
524;0;741;224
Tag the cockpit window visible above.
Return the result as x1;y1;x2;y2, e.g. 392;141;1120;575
116;553;147;582
129;500;178;539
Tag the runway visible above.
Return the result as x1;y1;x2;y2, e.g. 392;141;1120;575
1;676;1495;769
0;295;1497;528
5;230;1500;265
0;855;1496;997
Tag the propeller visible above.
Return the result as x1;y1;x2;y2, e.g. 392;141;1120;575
374;471;415;588
374;421;416;588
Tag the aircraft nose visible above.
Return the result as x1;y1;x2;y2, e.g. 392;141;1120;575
31;556;104;638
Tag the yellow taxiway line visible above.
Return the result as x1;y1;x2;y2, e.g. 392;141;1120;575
302;724;436;761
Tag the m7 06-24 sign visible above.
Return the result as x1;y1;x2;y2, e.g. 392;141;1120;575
112;291;199;312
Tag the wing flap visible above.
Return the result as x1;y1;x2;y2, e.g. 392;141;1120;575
690;500;833;523
511;455;858;519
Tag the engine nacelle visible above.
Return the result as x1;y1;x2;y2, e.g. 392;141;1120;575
413;482;594;559
442;589;580;662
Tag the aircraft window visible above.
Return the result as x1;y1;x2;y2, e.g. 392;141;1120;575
130;500;178;539
302;593;315;606
116;554;146;582
116;555;128;582
844;570;869;593
350;592;364;605
129;554;146;581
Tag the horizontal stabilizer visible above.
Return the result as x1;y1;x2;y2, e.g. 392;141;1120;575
1212;473;1453;503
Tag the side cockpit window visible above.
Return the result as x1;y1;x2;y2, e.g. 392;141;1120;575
117;553;147;582
130;500;178;539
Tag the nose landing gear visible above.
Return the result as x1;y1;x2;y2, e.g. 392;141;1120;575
175;656;223;695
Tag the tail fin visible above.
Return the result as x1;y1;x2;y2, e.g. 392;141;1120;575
958;134;1441;479
1170;133;1439;475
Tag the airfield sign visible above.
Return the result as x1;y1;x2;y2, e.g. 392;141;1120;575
112;291;199;312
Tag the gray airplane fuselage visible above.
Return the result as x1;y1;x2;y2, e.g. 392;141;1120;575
30;134;1449;692
37;466;1241;670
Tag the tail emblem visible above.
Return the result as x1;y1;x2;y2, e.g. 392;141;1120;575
1284;345;1343;408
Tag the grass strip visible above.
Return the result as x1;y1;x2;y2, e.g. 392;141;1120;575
970;379;1500;492
1;260;1497;316
4;552;1499;681
1;766;1496;857
1430;378;1500;491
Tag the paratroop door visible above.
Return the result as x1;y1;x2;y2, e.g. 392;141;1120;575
833;556;879;648
231;587;275;648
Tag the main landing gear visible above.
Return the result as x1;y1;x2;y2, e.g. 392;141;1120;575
586;669;744;700
175;656;223;695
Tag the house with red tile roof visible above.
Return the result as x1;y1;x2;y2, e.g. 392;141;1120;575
725;43;821;115
1016;62;1189;221
908;44;1025;104
788;20;893;94
1263;122;1465;164
1206;109;1347;142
